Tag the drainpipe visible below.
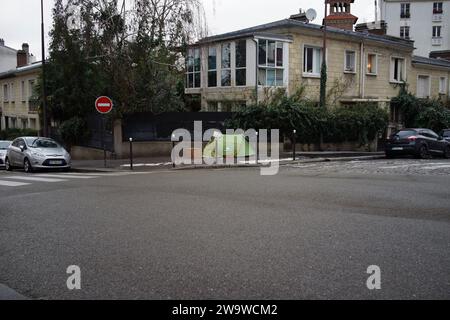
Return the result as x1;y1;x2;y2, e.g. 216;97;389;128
360;40;365;99
253;38;259;105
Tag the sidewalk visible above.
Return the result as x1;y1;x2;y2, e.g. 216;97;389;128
71;157;173;172
71;152;385;172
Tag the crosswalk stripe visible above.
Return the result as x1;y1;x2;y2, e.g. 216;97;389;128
35;174;98;179
1;176;67;183
0;180;31;187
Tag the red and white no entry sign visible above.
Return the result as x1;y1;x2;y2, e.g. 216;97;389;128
95;96;113;114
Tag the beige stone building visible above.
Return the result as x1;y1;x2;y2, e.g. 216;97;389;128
185;2;450;136
0;43;41;132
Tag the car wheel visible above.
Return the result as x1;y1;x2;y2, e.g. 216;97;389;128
24;158;34;173
5;158;12;171
444;146;450;159
417;145;429;159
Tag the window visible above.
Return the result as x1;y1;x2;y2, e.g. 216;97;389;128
235;40;247;86
439;77;447;94
400;3;410;18
433;2;443;14
303;46;322;76
367;53;378;75
21;81;26;101
186;48;201;88
417;75;430;98
221;43;231;87
28;80;35;99
3;84;8;101
208;47;217;87
207;101;218;112
258;40;285;86
9;83;14;102
433;26;442;38
344;50;356;73
400;26;410;39
391;57;405;82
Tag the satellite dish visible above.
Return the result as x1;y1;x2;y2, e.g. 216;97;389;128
306;8;317;22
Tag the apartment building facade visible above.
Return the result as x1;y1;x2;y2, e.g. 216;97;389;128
380;0;450;57
0;49;41;132
185;6;450;136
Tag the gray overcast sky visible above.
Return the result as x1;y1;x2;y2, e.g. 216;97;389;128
0;0;376;61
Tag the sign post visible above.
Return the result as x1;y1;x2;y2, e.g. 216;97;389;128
95;96;113;168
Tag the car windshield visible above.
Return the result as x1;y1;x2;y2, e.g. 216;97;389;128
26;138;60;148
392;130;417;138
0;141;10;150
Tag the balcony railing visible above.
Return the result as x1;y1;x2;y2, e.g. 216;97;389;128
432;13;443;21
433;9;443;14
400;13;411;19
28;100;39;114
432;37;443;46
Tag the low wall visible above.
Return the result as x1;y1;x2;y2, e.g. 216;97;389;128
120;141;173;158
287;140;378;152
70;146;115;160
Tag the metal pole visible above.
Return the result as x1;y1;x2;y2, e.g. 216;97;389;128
293;130;297;161
172;135;176;168
102;116;106;168
129;138;133;170
41;0;48;137
256;132;259;164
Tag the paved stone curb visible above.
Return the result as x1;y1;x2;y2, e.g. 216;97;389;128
172;155;386;171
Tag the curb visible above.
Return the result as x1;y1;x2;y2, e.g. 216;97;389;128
70;167;121;173
172;155;386;171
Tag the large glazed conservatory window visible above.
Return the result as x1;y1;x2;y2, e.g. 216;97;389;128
258;40;284;86
221;43;231;87
186;48;201;88
208;47;217;87
235;40;247;86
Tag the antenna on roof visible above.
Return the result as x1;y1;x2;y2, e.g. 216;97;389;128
306;8;317;23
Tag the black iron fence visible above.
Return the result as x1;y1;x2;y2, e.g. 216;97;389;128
122;112;234;142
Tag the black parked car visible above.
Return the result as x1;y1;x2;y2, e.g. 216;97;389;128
441;129;450;142
385;128;450;159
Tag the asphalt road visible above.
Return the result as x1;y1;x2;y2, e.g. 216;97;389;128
0;159;449;300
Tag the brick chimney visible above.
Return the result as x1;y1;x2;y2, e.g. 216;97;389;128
324;0;359;31
17;43;30;67
355;21;387;36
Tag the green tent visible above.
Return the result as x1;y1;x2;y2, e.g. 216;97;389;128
204;134;256;158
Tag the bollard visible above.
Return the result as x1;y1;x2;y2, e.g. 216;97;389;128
129;138;133;170
172;134;176;168
293;129;297;161
256;132;259;164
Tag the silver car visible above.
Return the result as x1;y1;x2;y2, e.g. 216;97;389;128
0;140;12;168
5;137;71;173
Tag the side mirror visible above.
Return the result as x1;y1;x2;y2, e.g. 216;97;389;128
438;136;444;141
20;145;26;152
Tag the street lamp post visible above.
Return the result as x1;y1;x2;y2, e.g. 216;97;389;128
41;0;48;137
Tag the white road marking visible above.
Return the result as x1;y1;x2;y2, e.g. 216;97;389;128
35;174;98;179
0;180;31;187
1;176;66;183
421;165;450;170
